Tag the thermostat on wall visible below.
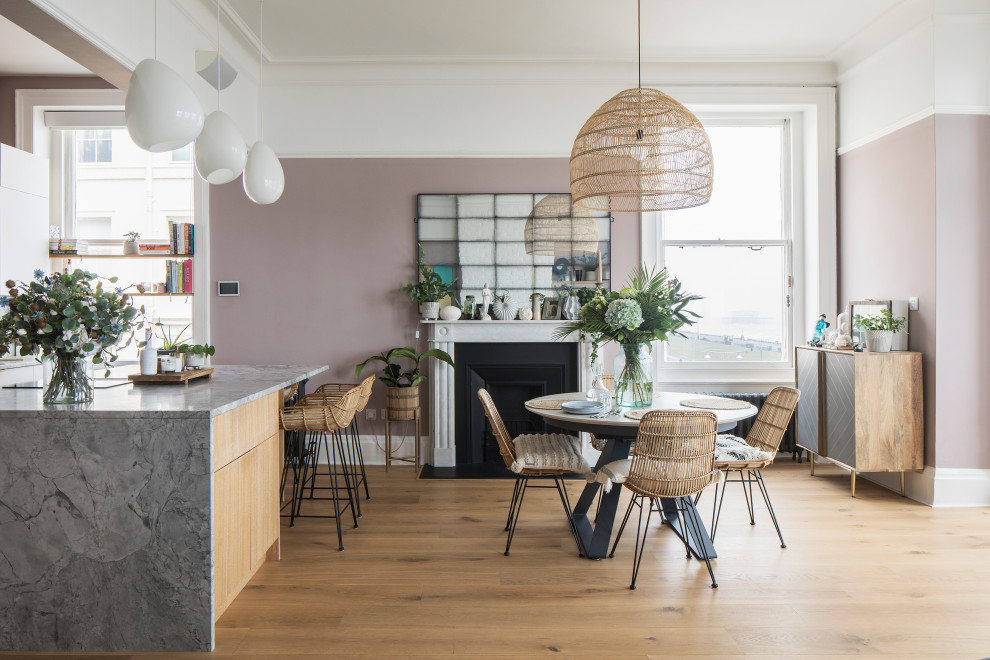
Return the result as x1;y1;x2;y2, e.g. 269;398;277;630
217;281;239;297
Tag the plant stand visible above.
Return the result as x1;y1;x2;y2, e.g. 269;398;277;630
385;387;421;473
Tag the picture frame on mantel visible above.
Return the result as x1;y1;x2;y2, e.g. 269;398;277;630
543;297;561;320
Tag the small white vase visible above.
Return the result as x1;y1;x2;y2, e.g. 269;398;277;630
422;301;441;320
865;329;893;353
160;355;182;373
140;347;158;375
439;305;461;321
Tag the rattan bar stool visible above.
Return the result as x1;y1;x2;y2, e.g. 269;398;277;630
280;383;302;498
279;389;362;550
305;375;375;514
609;410;719;589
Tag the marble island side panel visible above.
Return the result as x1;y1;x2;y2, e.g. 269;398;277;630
0;365;327;652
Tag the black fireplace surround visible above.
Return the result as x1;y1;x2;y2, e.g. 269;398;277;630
454;342;578;465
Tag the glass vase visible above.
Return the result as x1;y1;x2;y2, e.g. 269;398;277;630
613;342;653;408
43;351;94;404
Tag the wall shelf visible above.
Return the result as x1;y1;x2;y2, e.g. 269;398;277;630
127;292;194;297
49;252;192;259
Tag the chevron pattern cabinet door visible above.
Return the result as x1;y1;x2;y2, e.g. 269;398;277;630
795;348;821;453
824;352;856;468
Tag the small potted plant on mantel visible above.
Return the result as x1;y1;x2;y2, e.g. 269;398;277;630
355;346;454;418
853;308;906;353
177;343;215;369
400;245;456;320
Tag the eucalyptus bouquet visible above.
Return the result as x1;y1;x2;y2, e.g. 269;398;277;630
554;265;701;406
0;269;145;403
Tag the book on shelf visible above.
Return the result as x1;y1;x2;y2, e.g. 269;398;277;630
168;221;195;255
49;238;88;254
138;244;171;253
164;259;193;294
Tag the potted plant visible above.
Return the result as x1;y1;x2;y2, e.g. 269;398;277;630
154;321;189;370
853;309;906;353
400;245;456;321
177;343;215;368
355;346;454;417
123;231;140;255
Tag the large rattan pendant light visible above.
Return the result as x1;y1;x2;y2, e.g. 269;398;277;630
524;194;599;257
243;0;285;205
569;0;713;212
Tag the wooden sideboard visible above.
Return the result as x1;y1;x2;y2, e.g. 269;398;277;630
795;346;923;496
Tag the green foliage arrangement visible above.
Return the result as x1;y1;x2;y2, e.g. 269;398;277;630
400;244;456;303
577;285;608;306
355;346;454;388
553;264;701;347
854;308;906;333
0;268;145;373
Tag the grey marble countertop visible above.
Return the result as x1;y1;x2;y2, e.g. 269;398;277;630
0;364;327;418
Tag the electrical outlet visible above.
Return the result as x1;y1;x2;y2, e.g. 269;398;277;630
415;330;420;339
909;296;919;311
366;408;377;421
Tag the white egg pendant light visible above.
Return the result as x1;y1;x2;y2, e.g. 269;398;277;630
125;0;204;152
194;0;247;184
243;0;284;205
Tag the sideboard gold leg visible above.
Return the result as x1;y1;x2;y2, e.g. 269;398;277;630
900;471;906;497
851;470;856;498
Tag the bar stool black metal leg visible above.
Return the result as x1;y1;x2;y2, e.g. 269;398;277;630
320;428;344;550
333;430;359;529
351;419;371;500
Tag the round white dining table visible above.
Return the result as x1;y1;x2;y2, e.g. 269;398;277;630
524;391;758;560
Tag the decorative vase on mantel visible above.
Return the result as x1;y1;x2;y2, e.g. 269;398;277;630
42;350;94;404
563;295;581;320
613;342;653;408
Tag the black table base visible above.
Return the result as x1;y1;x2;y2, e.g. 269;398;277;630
571;437;717;560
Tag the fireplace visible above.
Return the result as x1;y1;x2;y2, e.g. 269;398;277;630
424;320;589;467
454;343;578;465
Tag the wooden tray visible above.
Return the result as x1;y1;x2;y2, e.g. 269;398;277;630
128;368;214;385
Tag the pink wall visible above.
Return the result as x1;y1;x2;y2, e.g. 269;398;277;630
210;158;639;435
0;76;114;146
934;114;990;469
837;116;937;464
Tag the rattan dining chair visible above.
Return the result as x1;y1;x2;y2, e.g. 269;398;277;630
477;388;588;557
705;386;800;548
610;410;719;589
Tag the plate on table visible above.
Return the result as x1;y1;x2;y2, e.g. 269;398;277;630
561;400;605;415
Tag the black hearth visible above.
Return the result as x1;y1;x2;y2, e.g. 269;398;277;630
454;342;579;465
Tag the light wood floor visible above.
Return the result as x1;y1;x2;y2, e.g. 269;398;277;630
9;460;990;659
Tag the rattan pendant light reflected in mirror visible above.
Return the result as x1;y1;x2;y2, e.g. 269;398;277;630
569;0;713;212
524;194;599;257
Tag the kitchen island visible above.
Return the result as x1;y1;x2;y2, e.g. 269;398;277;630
0;364;327;652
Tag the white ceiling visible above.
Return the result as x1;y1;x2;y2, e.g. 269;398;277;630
0;13;90;76
225;0;905;63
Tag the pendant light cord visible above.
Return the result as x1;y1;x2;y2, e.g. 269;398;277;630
258;0;264;141
153;0;158;60
637;0;641;89
216;0;221;110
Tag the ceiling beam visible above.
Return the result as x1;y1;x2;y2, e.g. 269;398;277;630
0;0;131;89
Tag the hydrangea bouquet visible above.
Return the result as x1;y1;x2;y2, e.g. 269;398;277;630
0;269;145;403
554;265;701;407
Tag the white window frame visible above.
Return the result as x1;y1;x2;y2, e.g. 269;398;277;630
16;89;210;347
639;86;836;389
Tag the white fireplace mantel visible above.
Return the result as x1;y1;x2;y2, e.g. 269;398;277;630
424;320;590;467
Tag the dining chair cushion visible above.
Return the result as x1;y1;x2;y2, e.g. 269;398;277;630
716;434;774;463
591;459;724;494
511;433;589;474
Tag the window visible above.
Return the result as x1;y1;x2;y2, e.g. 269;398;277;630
170;143;192;162
60;127;196;360
77;129;112;163
657;120;793;373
